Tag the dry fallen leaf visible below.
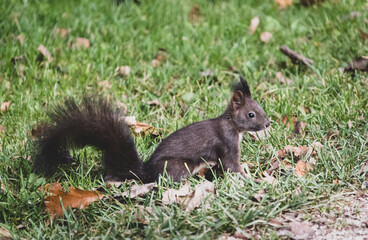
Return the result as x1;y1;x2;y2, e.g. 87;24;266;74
0;227;11;238
347;120;353;129
275;0;293;8
344;56;368;72
147;99;160;107
75;37;90;48
37;45;53;62
115;66;131;76
189;5;201;23
253;188;267;202
39;182;103;217
248;126;272;141
294;160;307;176
162;181;216;212
276;71;292;85
152;50;168;67
98;80;111;89
121;183;156;198
290;221;314;239
123;116;166;137
360;30;368;42
249;16;260;35
1;101;11;113
293;121;307;135
54;28;68;39
333;179;339;185
263;172;278;185
15;34;25;45
260;32;273;42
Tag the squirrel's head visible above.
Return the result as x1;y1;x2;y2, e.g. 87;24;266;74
229;77;270;132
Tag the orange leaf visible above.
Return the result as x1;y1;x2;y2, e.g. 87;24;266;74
249;16;260;35
39;183;103;217
275;0;293;8
294;160;307;176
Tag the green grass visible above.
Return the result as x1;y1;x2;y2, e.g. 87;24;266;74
1;0;368;238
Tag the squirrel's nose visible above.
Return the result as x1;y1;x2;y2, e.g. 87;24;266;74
265;121;271;128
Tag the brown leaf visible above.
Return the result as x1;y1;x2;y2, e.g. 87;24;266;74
344;56;368;72
54;28;68;39
115;66;131;76
18;64;25;79
0;227;11;238
282;115;288;125
189;5;201;23
260;32;273;42
1;101;11;113
276;71;292;85
253;188;266;202
290;221;314;238
249;16;260;35
263;172;278;185
248;126;272;141
147;99;160;107
275;0;293;8
301;106;310;113
293;121;307;135
98;80;111;89
162;181;216;212
294;160;307;176
347;120;353;129
123;116;166;137
75;37;90;48
300;0;325;6
37;45;53;62
269;218;283;226
333;179;339;185
121;183;156;198
15;34;25;45
39;183;103;217
152;49;168;67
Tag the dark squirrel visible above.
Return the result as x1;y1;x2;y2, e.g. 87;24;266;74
34;77;270;183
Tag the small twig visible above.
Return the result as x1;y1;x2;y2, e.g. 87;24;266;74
280;45;314;66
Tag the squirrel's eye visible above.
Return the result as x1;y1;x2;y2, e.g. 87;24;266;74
248;113;255;118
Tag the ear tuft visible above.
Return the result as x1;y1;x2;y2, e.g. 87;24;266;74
232;76;251;98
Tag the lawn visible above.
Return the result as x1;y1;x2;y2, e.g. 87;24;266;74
0;0;367;238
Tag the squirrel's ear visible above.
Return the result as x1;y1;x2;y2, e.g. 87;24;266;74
231;90;245;111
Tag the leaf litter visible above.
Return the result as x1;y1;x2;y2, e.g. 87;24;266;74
39;182;103;218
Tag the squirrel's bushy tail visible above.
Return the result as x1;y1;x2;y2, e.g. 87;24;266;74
34;98;143;180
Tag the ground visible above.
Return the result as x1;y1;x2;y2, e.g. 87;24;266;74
0;0;367;239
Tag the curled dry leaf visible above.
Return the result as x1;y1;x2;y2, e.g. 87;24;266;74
1;101;11;113
275;0;293;8
15;34;25;45
147;99;160;106
290;221;314;239
162;181;216;212
293;121;307;135
0;227;11;238
344;56;368;72
249;16;260;35
39;182;103;217
248;126;272;141
121;183;156;198
294;160;307;176
37;45;53;62
75;37;90;48
115;66;131;76
123;116;165;137
152;50;168;67
276;71;292;85
98;80;111;89
280;45;314;66
54;28;68;39
260;32;273;42
189;5;201;23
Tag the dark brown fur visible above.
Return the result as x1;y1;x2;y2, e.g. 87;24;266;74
34;77;270;182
